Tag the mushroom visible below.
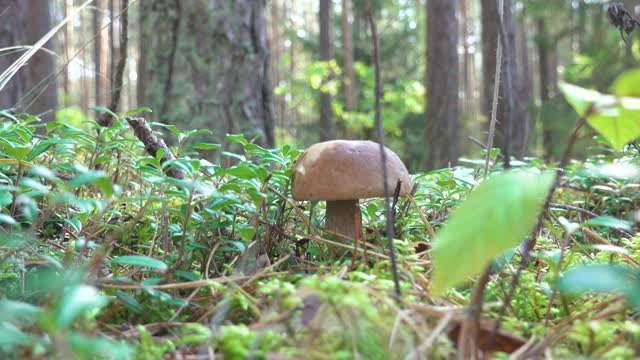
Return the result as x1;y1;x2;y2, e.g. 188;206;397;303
291;140;412;242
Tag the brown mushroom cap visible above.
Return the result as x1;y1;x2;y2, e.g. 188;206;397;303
291;140;412;201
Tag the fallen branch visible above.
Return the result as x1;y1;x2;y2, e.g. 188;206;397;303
125;117;186;180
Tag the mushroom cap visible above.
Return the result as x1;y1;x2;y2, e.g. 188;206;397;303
291;140;412;201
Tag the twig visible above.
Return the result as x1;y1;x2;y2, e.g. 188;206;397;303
549;203;634;238
367;6;401;298
521;113;589;260
468;136;504;159
482;0;504;179
490;110;590;348
125;117;186;179
97;0;129;127
495;0;513;168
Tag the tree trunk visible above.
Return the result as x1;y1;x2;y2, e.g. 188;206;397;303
425;0;459;170
94;0;108;110
0;0;58;124
63;0;73;103
139;0;275;150
516;10;533;156
0;0;26;111
342;0;355;113
319;0;335;141
481;0;525;162
137;1;146;109
537;17;553;161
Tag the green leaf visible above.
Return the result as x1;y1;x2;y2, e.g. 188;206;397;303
0;214;17;225
68;171;113;197
585;216;633;231
431;171;554;295
56;285;108;328
613;68;640;97
124;107;153;116
560;82;602;117
0;322;35;347
226;134;249;146
0;300;42;322
68;332;133;360
587;107;640;151
110;255;168;271
0;110;17;121
192;142;221;150
0;192;12;207
557;264;640;309
4;144;30;161
26;140;54;161
151;122;180;136
224;164;258;179
92;106;118;123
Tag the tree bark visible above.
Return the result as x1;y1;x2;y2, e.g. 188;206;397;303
537;17;553;161
138;0;275;150
0;0;26;111
481;0;525;160
63;0;73;103
319;0;335;141
0;0;58;125
425;0;459;170
94;0;108;110
342;0;355;113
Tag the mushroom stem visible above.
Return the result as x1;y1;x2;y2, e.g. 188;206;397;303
325;200;362;242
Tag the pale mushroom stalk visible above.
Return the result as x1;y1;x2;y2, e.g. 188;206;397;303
325;199;362;241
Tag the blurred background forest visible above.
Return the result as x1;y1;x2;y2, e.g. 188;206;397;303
1;0;637;171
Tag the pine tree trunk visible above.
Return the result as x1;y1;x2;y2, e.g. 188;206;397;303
0;0;26;111
63;0;73;103
138;0;275;150
425;0;459;170
0;0;57;126
319;0;335;141
537;17;553;161
481;0;525;161
342;0;355;113
94;0;108;109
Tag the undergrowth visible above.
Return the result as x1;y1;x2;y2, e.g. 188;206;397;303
1;109;640;359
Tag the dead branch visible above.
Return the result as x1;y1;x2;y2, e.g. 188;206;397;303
125;117;186;180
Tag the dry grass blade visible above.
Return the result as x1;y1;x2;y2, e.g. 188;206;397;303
0;0;93;94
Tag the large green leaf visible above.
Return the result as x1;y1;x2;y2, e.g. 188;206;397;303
560;82;607;117
587;107;640;151
613;68;640;97
431;171;554;295
560;81;640;150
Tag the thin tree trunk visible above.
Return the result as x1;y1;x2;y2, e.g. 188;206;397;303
342;0;355;113
516;11;533;156
0;0;25;111
425;0;459;170
137;0;146;108
64;0;73;103
94;0;108;109
537;17;552;160
319;0;335;141
24;0;58;128
481;0;524;161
